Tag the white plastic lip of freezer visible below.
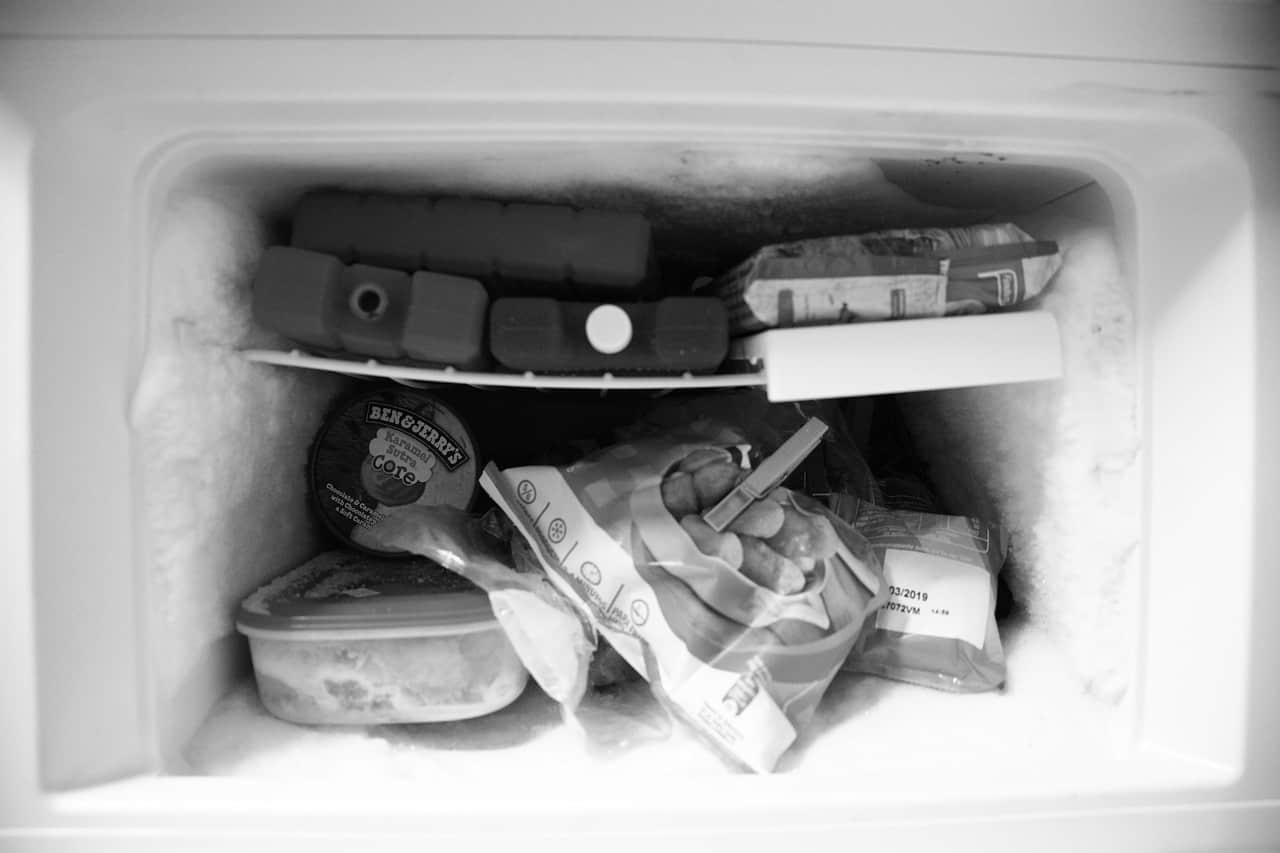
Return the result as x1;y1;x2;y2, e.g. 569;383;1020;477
1;33;1275;845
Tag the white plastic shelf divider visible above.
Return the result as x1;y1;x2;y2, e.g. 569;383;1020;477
736;311;1063;402
241;311;1062;399
239;349;767;391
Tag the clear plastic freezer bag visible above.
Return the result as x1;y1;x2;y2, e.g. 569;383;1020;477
360;505;598;709
482;425;886;773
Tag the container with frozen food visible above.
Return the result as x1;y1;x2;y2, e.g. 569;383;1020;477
291;190;659;298
309;387;480;556
251;245;490;369
482;417;887;772
702;222;1061;334
236;551;529;725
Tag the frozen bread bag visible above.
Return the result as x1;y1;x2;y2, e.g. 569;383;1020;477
846;222;1063;316
704;222;1061;334
833;496;1007;693
481;424;886;773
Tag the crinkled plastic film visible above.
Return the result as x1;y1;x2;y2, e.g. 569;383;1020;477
482;427;886;772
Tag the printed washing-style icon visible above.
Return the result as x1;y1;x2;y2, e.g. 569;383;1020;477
629;599;650;626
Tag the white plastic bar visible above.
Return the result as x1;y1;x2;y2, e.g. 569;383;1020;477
240;349;766;391
740;311;1063;402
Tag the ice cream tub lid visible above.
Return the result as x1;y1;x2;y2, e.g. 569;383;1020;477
309;386;480;557
237;550;495;638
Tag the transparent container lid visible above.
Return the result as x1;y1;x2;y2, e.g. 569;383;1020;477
237;551;494;638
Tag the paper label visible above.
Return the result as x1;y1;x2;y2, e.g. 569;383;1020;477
874;548;990;648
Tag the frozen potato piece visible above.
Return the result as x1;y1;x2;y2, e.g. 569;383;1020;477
727;500;785;539
765;507;814;559
804;515;841;561
767;507;840;561
691;461;745;509
739;536;806;595
680;515;744;568
677;448;732;474
769;618;827;646
660;472;699;517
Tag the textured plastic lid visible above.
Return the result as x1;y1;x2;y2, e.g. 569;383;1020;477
237;550;494;638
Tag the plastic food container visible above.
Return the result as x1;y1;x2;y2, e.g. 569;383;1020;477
309;387;480;556
236;551;528;725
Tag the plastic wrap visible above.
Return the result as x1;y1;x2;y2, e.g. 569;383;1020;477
481;423;886;772
360;506;596;707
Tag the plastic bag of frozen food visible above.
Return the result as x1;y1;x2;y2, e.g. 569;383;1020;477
361;505;597;707
703;222;1061;334
831;494;1007;692
704;246;948;334
847;222;1063;316
481;422;887;772
620;389;881;504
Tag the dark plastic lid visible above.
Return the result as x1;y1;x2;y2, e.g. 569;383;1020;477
237;550;494;638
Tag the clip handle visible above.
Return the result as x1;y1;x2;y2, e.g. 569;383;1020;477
702;417;829;532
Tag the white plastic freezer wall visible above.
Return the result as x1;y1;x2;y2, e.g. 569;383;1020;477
1;2;1278;851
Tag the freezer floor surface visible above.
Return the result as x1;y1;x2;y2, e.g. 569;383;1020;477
185;623;1118;782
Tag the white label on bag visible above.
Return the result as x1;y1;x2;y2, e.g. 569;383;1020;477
874;548;990;648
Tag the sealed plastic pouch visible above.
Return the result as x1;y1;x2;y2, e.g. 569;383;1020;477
834;496;1007;692
482;423;886;772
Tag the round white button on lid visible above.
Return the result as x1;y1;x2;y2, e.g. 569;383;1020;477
585;304;633;355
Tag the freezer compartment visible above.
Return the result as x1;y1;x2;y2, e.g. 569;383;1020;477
29;125;1256;806
151;142;1125;772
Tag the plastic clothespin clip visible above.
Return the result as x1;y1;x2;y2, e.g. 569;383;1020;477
701;417;829;533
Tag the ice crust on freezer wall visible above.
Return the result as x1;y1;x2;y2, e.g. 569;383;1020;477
130;188;347;765
900;212;1139;701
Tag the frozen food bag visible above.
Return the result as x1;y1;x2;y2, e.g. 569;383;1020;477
702;222;1061;334
845;222;1062;315
831;495;1007;692
481;426;886;773
359;505;597;708
703;246;948;334
619;389;881;505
